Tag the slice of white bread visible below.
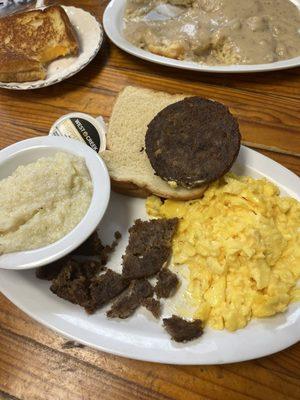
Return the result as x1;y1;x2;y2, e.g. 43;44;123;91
102;86;208;200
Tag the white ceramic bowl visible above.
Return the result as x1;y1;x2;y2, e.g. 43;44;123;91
0;136;110;270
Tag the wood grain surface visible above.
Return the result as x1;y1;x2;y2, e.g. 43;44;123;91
0;1;299;399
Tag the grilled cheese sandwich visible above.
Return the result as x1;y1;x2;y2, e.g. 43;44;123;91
0;5;79;83
0;50;46;82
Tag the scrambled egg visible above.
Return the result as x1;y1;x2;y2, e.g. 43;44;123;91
147;174;300;331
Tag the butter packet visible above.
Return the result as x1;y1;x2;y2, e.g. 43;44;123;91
49;112;106;154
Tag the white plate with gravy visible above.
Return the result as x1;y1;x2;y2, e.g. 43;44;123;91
103;0;300;73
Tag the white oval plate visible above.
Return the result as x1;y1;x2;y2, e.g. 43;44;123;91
103;0;300;74
0;146;299;364
0;6;103;90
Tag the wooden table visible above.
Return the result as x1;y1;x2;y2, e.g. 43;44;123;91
0;1;299;399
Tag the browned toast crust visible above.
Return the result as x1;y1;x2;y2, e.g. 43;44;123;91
55;6;79;56
111;180;151;199
0;50;46;82
0;51;41;73
111;178;208;200
0;6;79;62
0;70;46;83
0;5;79;82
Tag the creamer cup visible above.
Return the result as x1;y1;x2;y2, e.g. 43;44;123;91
49;112;106;153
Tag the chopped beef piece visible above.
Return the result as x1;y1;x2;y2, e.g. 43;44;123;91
37;231;124;314
73;231;105;257
36;253;108;282
109;232;122;253
123;249;170;279
141;297;161;319
163;315;203;343
38;229;121;281
36;256;69;280
86;269;129;314
80;260;106;279
126;219;178;254
155;268;179;298
38;232;110;281
73;230;122;264
107;279;154;319
114;231;122;240
122;218;178;279
50;260;91;307
50;259;106;308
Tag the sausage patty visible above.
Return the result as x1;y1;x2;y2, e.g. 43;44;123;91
145;97;241;188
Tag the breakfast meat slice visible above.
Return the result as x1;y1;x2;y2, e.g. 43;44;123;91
154;268;179;298
163;315;203;343
145;97;241;188
106;231;123;253
36;256;69;280
36;231;117;280
79;260;106;279
122;218;179;279
107;279;154;319
141;297;161;319
74;230;122;263
86;269;129;314
50;259;105;305
124;219;179;255
50;259;105;308
123;249;170;280
73;231;106;257
38;257;104;282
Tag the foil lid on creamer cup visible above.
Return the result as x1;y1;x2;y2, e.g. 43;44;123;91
49;112;106;153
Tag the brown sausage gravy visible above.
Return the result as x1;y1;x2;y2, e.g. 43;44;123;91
123;0;300;65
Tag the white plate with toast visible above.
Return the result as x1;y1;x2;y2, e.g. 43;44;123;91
103;0;300;74
0;6;103;90
0;145;299;364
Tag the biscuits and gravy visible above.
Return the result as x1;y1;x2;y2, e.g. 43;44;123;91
124;0;300;65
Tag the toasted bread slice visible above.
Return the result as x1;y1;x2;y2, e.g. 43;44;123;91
0;5;79;65
0;51;46;82
102;86;208;200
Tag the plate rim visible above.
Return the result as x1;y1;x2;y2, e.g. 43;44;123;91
103;0;300;74
0;145;299;365
0;5;103;90
0;273;299;365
